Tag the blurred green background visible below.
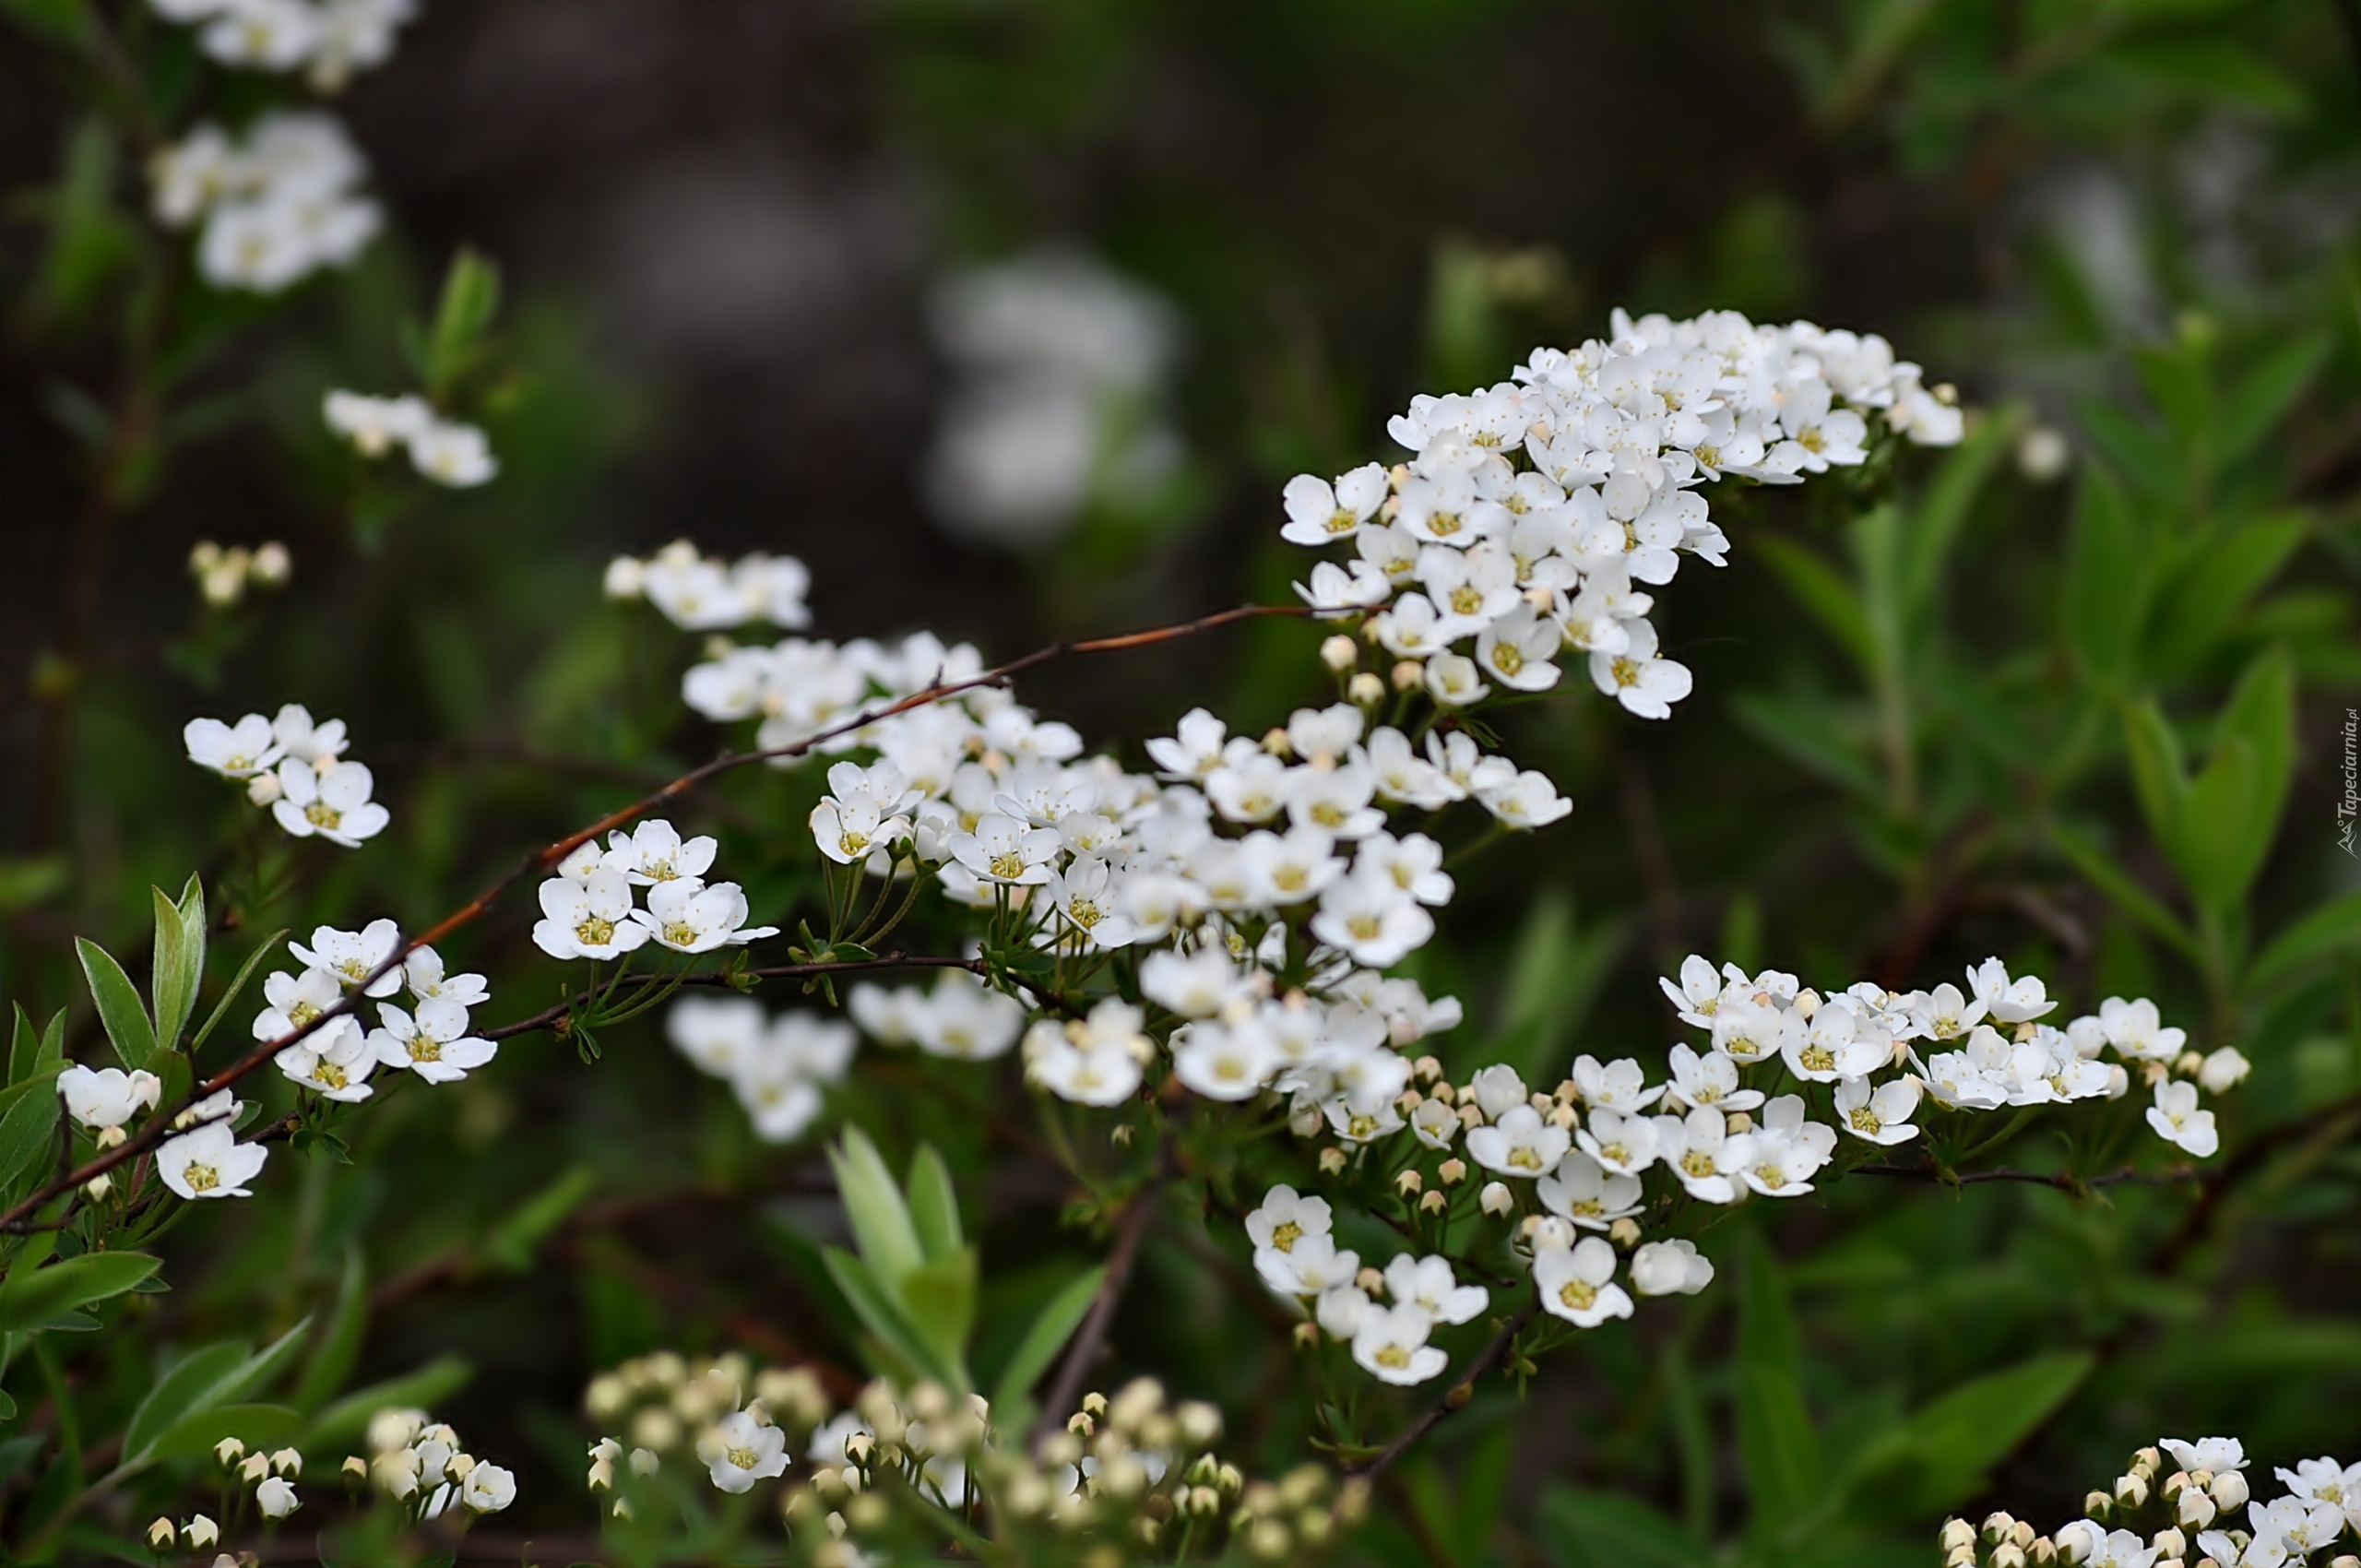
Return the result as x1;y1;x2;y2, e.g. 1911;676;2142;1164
3;0;2360;1562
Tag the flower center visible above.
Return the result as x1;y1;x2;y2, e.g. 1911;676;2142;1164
989;851;1026;879
409;1037;443;1063
1557;1278;1596;1311
1451;586;1484;615
1491;643;1525;676
839;831;870;858
725;1446;758;1471
1599;1142;1629;1165
575;915;616;946
1799;1044;1835;1073
1681;1150;1716;1178
1270;1221;1301;1252
289;1001;321;1028
1347;913;1382;940
1611;657;1642;688
662;921;700;947
305;801;344;830
1753;1162;1786;1190
1848;1106;1881;1134
1325;509;1357;535
1427;511;1462;537
185;1160;219;1193
1507;1146;1542;1171
1375;1345;1410;1370
314;1062;348;1090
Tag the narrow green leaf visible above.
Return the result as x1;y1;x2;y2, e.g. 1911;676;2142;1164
2120;700;2189;862
1537;1486;1710;1568
898;1247;979;1386
1843;1351;2095;1521
1738;1363;1823;1535
293;1245;369;1410
0;1069;64;1192
73;938;154;1068
2249;890;2361;992
2062;467;2147;683
829;1129;923;1288
122;1342;250;1466
2048;820;2200;957
1900;415;2007;620
990;1265;1106;1417
2220;333;2331;466
485;1166;597;1271
1756;534;1876;673
0;1253;160;1333
907;1145;963;1263
189;930;286;1053
7;1008;36;1087
148;1403;300;1464
822;1245;961;1391
2177;736;2260;917
149;883;203;1051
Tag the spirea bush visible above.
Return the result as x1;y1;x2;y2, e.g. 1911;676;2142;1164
5;3;2358;1568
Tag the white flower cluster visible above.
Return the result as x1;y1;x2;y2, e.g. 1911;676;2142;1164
149;0;417;89
184;703;389;847
1278;309;1964;719
189;538;291;606
324;390;497;488
529;820;779;962
361;1408;517;1520
212;1438;306;1523
667;995;857;1143
924;248;1183;549
1245;1187;1489;1385
1957;1437;2359;1568
848;969;1026;1062
62;1068;268;1205
1659;954;2246;1158
255;921;495;1105
604;541;813;632
149;113;379;292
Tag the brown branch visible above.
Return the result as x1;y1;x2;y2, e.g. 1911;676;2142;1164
1031;1166;1170;1444
1347;1296;1539;1481
476;954;988;1043
1851;1161;2201;1194
0;602;1308;1233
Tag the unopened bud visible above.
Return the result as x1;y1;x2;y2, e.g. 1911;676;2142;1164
1292;1321;1320;1352
1995;1544;2027;1568
1941;1519;1976;1554
217;1438;247;1468
2208;1471;2248;1511
1725;1111;1753;1134
1347;672;1385;707
1987;1513;2019;1543
1261;728;1293;758
1394;1169;1422;1197
2153;1529;2186;1559
2085;1491;2113;1519
2176;1489;2215;1529
1320;636;1358;672
1318;1146;1347;1175
148;1518;177;1550
250;540;291;584
184;1515;218;1550
1437;1158;1465;1185
2116;1475;2148;1508
96;1125;128;1150
1608;1218;1642;1249
2034;1538;2058;1564
1355;1266;1385;1295
271;1448;302;1478
1390;660;1424;692
1418;1189;1447;1213
83;1172;113;1200
1479;1182;1513;1216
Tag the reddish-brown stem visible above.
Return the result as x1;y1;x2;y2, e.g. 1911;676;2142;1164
0;603;1305;1232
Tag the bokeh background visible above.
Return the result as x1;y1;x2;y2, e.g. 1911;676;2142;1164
4;2;2360;1562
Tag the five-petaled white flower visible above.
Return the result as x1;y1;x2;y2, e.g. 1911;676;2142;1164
270;758;389;848
157;1122;268;1199
698;1410;789;1494
1534;1236;1633;1328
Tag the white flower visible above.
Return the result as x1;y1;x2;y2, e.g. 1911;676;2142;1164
1724;1095;1836;1196
1833;1075;1921;1145
698;1411;789;1494
255;1476;300;1520
1475;767;1572;830
1311;873;1434;968
1534;1236;1633;1328
1474;604;1561;693
1467;1064;1529;1120
184;713;282;779
1465;1105;1571;1179
1139;947;1248;1018
1536;1152;1643;1229
253;967;343;1040
1584;618;1691;720
2197;1046;2251;1095
58;1066;162;1131
404;947;489;1008
1570;1054;1662;1112
1257;1232;1358;1297
531;869;652;961
812;763;918;866
1382;1254;1488;1325
1782;1002;1889;1082
1968;956;2057;1023
1170;1019;1276;1101
1353;832;1454;906
903;971;1026;1061
270;759;389;847
1042;858;1139;951
407;418;497;487
1279;465;1389;546
632;880;777;954
324;390;428;457
461;1463;516;1514
1573;1107;1660;1176
1908;981;1986;1041
1422;651;1491;707
1659;959;1722;1026
2146;1080;2219;1158
371;1000;496;1085
1663;1043;1762;1112
1655;1106;1742;1205
670;994;767;1077
269;704;347;765
1245;1185;1332;1255
949;813;1062;885
291;919;405;997
1316;1283;1370;1339
603;819;718;887
1350;1303;1449;1385
157;1123;267;1199
1630;1240;1714;1297
276;1016;376;1102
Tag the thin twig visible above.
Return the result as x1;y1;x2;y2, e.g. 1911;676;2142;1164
1347;1297;1539;1481
1852;1161;2201;1193
1032;1166;1170;1444
477;955;987;1042
0;603;1307;1233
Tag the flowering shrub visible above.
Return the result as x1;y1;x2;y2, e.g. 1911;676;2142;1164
3;3;2356;1567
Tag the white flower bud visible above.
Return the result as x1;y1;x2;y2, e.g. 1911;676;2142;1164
255;1476;300;1519
148;1517;177;1550
2208;1470;2247;1512
1479;1181;1513;1216
83;1172;113;1200
1941;1519;1976;1554
1319;636;1358;671
604;556;647;599
2176;1488;2215;1528
2117;1474;2149;1508
2153;1529;2186;1559
2104;1064;2130;1099
184;1515;219;1550
250;540;291;585
238;1452;270;1484
270;1447;302;1478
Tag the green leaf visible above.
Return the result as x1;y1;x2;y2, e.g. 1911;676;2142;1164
829;1129;923;1288
148;1403;300;1464
422;248;502;400
485;1166;597;1272
2120;700;2189;861
906;1145;964;1263
898;1248;979;1385
149;881;206;1051
293;1245;369;1410
122;1342;250;1466
0;1068;64;1193
1737;1239;1821;1535
2078;398;2178;499
990;1265;1107;1418
1497;890;1625;1084
2220;333;2331;466
0;1253;160;1332
1537;1487;1709;1568
1842;1351;2094;1522
73;938;153;1069
2150;513;2308;673
822;1245;962;1392
2063;468;2147;683
190;931;286;1053
2249;890;2361;992
1900;413;2007;621
2177;736;2260;917
2048;819;2199;957
303;1357;472;1449
0;0;89;44
1757;534;1875;673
